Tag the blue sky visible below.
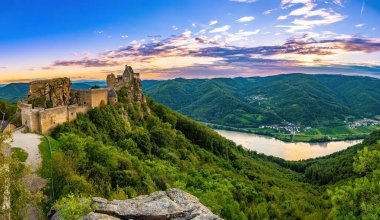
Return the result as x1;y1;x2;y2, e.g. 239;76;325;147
1;0;380;83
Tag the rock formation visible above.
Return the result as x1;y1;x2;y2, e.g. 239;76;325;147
50;188;222;220
28;78;71;108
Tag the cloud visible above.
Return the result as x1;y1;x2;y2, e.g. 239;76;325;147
121;35;129;39
172;25;178;30
48;31;380;79
333;0;344;7
230;0;257;3
41;66;55;70
96;30;104;34
277;0;345;32
237;16;255;22
235;29;260;36
355;24;364;28
263;9;276;15
53;59;122;67
210;25;231;33
209;20;218;26
361;0;365;16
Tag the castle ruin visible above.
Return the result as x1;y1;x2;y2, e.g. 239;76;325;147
20;65;143;134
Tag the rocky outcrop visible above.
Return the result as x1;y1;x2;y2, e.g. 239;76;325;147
28;78;71;108
51;188;222;220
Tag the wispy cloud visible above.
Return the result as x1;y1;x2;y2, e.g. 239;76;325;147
121;35;129;39
172;25;178;30
355;24;364;28
277;0;345;32
53;59;122;67
210;25;231;33
237;16;255;22
361;0;365;16
209;20;218;26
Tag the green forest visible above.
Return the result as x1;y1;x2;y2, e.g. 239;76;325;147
20;89;379;219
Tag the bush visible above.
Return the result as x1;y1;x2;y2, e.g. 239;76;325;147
53;194;96;219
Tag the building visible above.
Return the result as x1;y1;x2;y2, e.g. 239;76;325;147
0;121;16;133
20;65;143;134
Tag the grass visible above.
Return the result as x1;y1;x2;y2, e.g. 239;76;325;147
38;136;60;178
11;147;28;162
38;136;60;211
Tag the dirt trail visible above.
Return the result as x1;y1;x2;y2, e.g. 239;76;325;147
10;130;47;219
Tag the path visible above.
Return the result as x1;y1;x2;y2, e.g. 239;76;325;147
9;129;47;219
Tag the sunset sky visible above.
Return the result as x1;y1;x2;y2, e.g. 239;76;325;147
1;0;380;83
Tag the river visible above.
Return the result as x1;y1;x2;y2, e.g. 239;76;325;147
215;129;362;160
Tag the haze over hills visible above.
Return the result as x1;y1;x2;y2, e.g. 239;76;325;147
145;74;380;128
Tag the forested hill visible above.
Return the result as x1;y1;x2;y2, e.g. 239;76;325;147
145;74;380;128
33;85;380;219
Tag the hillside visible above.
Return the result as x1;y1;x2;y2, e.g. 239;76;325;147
145;74;380;141
32;89;380;219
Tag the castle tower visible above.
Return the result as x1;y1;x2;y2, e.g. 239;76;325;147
107;73;116;88
123;65;134;78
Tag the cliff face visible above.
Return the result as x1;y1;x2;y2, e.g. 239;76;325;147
51;188;222;220
28;78;71;108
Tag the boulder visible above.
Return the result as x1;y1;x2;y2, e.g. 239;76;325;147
51;188;222;220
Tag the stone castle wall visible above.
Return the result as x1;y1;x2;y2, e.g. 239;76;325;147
39;106;69;134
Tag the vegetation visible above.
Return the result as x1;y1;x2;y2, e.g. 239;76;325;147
145;74;380;141
11;148;28;162
0;132;31;219
53;194;96;220
0;100;17;121
33;86;380;219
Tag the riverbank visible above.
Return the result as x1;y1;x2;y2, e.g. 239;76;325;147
204;122;379;143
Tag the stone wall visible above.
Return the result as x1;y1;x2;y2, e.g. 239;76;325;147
90;89;108;108
39;106;68;134
71;89;108;109
21;103;40;132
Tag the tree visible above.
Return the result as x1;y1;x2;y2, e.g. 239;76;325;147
329;147;380;219
0;132;31;219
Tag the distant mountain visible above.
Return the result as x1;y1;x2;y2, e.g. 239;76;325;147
0;81;107;102
142;80;164;90
71;83;92;90
145;74;380;128
0;83;29;102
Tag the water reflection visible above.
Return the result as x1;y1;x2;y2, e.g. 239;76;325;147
215;129;362;161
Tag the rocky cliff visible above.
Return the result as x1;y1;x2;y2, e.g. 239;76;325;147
50;188;222;220
28;78;71;108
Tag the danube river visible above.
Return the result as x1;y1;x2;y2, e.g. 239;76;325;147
215;129;362;160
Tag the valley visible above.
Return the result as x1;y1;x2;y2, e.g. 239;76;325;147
145;74;380;143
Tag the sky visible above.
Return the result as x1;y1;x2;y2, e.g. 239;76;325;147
0;0;380;83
